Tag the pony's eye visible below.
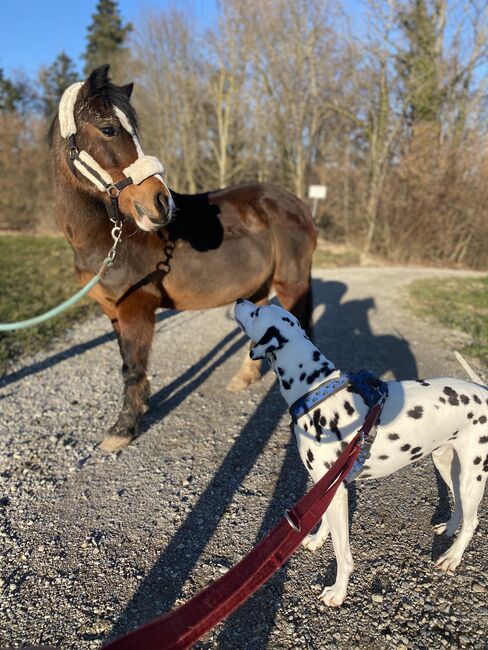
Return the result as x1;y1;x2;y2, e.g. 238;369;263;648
100;126;116;137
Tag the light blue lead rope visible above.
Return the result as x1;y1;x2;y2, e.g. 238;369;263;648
0;273;102;332
0;221;122;332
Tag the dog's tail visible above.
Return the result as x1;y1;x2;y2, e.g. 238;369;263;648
454;351;484;384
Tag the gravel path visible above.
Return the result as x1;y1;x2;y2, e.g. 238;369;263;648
0;266;487;650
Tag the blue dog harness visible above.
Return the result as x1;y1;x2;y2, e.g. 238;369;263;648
289;370;389;482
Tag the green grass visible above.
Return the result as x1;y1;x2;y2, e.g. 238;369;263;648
408;276;488;364
0;235;97;374
313;243;361;268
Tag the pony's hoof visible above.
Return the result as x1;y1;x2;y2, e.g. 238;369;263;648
99;435;132;452
227;375;250;392
227;370;260;392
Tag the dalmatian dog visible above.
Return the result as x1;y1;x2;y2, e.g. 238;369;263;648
234;298;487;606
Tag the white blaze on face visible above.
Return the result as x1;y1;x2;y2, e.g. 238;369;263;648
114;105;175;225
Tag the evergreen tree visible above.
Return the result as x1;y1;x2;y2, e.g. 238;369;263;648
0;68;22;112
83;0;132;75
38;52;79;117
396;0;443;128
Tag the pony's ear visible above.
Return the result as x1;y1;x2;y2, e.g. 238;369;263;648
80;65;111;98
249;326;288;360
120;82;134;98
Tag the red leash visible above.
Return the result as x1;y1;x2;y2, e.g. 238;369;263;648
103;424;370;650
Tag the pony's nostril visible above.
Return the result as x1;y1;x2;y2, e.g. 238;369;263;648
156;192;169;217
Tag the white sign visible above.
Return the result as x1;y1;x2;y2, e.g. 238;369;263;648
308;185;327;200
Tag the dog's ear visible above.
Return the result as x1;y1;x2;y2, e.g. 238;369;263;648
250;326;288;360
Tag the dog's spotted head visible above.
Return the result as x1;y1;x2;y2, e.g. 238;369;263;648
235;299;304;360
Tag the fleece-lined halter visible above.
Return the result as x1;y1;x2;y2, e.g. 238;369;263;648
58;81;169;211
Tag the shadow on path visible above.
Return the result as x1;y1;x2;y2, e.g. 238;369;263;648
107;278;419;647
0;310;177;389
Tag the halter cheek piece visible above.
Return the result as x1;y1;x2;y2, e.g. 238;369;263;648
59;81;169;222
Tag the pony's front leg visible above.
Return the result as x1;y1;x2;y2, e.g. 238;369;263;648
227;353;262;392
100;295;157;452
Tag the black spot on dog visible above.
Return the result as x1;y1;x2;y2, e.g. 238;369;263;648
473;419;479;425
441;387;459;405
307;449;314;462
306;460;313;470
361;473;372;479
329;412;341;441
306;368;323;385
320;416;326;426
460;394;470;405
474;457;482;465
313;350;321;362
344;400;355;416
255;326;288;354
467;412;474;419
411;446;422;455
479;415;487;424
323;461;331;469
379;454;389;460
313;408;323;442
362;464;371;471
388;433;400;441
449;430;459;440
479;436;488;444
304;423;308;432
477;475;482;481
416;379;430;386
408;406;423;419
277;367;284;377
411;453;423;461
473;394;481;404
401;444;411;452
299;372;306;381
282;379;294;390
299;363;303;368
439;397;446;404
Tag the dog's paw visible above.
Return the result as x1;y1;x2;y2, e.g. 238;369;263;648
318;584;347;607
435;549;462;573
302;532;328;552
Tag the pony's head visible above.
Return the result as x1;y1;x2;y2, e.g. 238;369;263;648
54;65;173;231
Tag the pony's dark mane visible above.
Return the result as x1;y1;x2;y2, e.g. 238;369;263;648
92;81;139;132
48;77;138;148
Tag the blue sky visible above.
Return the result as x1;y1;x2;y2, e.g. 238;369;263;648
0;0;218;78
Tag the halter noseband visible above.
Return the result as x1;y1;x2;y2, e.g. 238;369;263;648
59;81;169;222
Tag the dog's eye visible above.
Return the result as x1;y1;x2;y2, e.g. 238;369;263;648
100;126;116;137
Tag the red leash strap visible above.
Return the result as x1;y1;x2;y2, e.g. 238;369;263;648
104;432;362;650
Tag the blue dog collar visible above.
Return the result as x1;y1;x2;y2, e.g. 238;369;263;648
289;374;349;421
289;370;389;422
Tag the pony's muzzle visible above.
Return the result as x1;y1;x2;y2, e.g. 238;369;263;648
155;192;172;226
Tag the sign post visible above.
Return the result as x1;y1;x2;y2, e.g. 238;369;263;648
308;185;327;221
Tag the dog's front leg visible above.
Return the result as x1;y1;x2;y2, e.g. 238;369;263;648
302;517;330;552
318;483;353;607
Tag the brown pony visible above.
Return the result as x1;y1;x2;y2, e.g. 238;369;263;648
49;65;316;451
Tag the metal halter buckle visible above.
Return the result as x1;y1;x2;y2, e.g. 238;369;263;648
107;184;120;198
